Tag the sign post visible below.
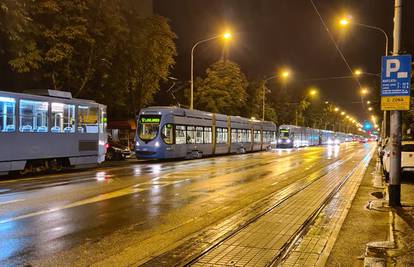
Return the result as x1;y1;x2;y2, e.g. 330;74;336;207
384;0;410;207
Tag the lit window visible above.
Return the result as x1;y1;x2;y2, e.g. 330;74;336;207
0;96;16;132
51;102;75;133
77;106;98;133
231;129;238;143
175;125;186;144
161;123;174;145
203;127;212;144
19;99;48;132
186;126;196;144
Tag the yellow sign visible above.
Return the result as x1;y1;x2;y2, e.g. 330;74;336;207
381;96;410;110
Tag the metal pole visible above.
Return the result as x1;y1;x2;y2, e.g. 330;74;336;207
189;35;221;110
262;81;265;121
389;0;403;207
190;45;195;110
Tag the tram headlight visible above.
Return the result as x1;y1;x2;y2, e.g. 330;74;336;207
327;139;333;145
135;141;140;147
286;139;291;144
155;141;160;147
278;139;282;143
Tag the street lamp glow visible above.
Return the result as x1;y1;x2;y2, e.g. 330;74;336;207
223;32;232;40
354;69;362;76
368;107;373;111
339;18;350;26
341;111;346;116
334;107;339;112
360;88;369;95
309;89;318;96
281;71;290;78
367;100;371;104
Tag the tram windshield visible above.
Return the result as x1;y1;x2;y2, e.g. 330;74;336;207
138;115;161;141
279;129;290;138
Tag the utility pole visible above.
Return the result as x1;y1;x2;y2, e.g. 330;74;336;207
389;0;403;207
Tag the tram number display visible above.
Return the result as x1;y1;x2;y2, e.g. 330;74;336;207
140;116;161;124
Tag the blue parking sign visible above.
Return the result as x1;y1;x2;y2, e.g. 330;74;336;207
381;55;411;96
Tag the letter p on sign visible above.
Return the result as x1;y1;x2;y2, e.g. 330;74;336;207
386;59;400;77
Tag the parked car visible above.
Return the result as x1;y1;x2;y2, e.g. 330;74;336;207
105;139;132;161
382;140;414;181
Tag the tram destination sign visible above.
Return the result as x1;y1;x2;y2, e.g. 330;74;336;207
381;54;411;110
140;116;161;124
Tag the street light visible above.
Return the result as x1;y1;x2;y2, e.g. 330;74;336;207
368;107;373;111
339;17;389;56
190;32;232;109
367;100;371;105
334;107;340;112
309;88;318;97
354;69;363;76
341;111;346;116
360;88;369;96
262;70;290;120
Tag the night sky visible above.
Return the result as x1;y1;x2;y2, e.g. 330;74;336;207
154;0;414;122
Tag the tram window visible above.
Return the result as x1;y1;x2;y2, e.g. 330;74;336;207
0;97;16;132
247;129;252;142
186;126;196;144
237;129;243;143
19;99;48;132
161;123;174;144
204;127;212;144
231;129;238;143
51;103;75;133
175;125;186;144
195;126;204;144
100;107;107;133
223;128;228;143
78;106;99;133
254;130;261;143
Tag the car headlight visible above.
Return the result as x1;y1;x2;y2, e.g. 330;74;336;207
286;139;291;144
278;139;282;143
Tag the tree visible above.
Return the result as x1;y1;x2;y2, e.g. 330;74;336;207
0;1;176;118
194;60;248;115
118;14;176;116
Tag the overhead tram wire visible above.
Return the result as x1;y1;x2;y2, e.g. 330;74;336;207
308;0;364;109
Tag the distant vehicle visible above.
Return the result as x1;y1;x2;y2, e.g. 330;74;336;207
105;138;132;160
0;90;107;175
134;106;277;159
382;140;414;181
277;125;350;148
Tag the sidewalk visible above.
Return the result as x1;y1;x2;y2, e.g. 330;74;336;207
326;156;414;266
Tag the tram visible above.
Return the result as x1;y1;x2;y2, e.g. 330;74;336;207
0;90;107;175
277;125;351;148
134;107;277;159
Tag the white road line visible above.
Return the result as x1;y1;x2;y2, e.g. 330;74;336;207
0;199;25;206
0;180;185;224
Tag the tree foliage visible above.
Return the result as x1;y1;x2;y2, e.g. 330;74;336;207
0;0;176;118
194;60;248;115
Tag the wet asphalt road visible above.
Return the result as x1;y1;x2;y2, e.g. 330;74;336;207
0;143;373;266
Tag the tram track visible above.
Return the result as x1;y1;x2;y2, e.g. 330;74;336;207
139;146;365;267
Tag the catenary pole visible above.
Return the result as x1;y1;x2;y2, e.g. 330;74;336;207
389;0;403;207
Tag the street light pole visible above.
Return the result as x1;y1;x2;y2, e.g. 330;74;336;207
353;22;390;139
262;72;289;121
190;33;231;110
389;0;403;207
190;36;221;110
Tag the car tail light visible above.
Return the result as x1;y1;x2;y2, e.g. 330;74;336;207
105;143;110;149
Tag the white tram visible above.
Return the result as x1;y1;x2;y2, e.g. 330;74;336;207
0;90;107;175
